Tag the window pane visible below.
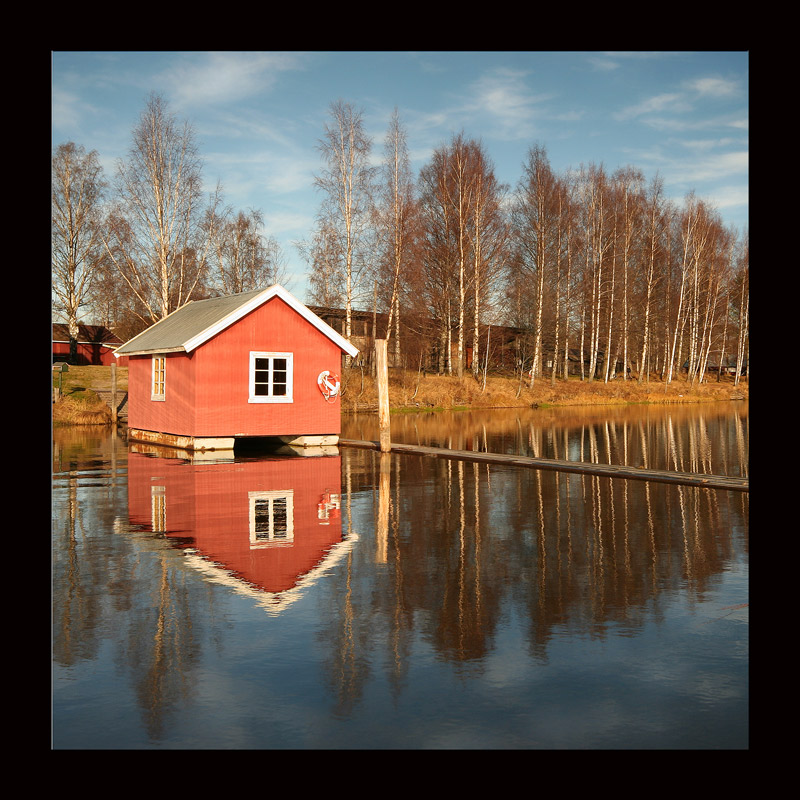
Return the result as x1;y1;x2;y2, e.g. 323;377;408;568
253;498;271;538
272;498;288;538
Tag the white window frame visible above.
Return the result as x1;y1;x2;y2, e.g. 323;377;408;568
151;355;166;401
249;490;294;547
248;351;293;403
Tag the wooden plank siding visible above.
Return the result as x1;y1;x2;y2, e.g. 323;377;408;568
125;296;347;440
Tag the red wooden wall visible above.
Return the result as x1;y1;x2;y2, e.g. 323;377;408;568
52;340;122;366
126;296;346;439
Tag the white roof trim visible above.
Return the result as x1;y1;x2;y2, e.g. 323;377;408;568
183;285;359;358
116;285;359;359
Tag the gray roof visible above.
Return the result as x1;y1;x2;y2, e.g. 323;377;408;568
115;285;359;358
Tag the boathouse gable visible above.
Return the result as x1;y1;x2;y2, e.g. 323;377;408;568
116;285;358;450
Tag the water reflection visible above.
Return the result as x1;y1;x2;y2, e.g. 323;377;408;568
342;402;749;477
127;444;354;612
52;405;748;749
342;443;748;663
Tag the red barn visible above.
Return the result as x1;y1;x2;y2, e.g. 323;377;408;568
52;323;126;366
114;285;359;451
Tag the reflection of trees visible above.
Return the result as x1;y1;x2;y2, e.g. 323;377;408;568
333;430;747;707
52;430;213;743
122;551;203;740
342;403;748;477
52;471;104;666
318;462;373;717
52;428;129;667
423;459;503;666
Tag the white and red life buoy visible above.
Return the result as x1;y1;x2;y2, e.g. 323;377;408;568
317;370;341;402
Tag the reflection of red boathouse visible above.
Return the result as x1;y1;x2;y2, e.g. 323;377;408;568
127;448;352;609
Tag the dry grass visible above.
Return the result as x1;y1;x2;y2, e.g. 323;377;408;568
340;367;748;413
52;395;113;426
52;364;122;427
50;363;748;427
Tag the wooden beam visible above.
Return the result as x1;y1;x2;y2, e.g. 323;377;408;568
339;439;748;492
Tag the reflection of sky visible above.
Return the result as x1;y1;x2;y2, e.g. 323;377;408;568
53;427;747;750
475;583;748;748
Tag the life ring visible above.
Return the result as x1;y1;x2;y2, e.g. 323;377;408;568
317;370;341;402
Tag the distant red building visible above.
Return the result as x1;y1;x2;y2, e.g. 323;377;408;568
114;285;359;451
52;323;127;366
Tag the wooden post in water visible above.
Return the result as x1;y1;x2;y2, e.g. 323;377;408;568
376;453;390;562
111;363;118;425
375;339;391;453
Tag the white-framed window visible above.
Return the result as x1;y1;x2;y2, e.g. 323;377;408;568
249;490;294;547
249;351;293;403
152;355;166;400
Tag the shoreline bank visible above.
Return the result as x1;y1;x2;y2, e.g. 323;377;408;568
52;365;749;427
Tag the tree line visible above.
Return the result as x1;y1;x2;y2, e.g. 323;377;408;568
304;101;748;388
52;94;748;386
52;93;289;350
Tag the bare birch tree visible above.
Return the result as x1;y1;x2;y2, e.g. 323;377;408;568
446;135;474;378
418;144;458;374
609;167;645;381
511;145;562;386
52;142;107;360
102;93;221;325
313;100;374;352
638;175;667;383
575;164;613;381
210;208;287;295
418;134;507;377
298;219;345;308
470;146;508;379
373;109;417;362
733;233;749;386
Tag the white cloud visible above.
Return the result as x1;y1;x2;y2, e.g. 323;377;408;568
463;68;552;141
615;93;690;121
52;88;88;131
162;52;309;109
586;56;620;72
684;76;740;98
676;151;748;182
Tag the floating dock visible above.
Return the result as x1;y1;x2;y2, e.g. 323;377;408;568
339;439;749;492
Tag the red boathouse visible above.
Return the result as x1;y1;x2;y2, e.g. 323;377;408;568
115;285;359;451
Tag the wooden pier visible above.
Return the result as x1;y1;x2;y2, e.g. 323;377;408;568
339;439;749;492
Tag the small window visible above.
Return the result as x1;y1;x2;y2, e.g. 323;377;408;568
249;490;294;547
249;352;293;403
152;356;166;400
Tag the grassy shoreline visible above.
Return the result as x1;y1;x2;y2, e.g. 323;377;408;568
338;367;748;414
52;364;748;427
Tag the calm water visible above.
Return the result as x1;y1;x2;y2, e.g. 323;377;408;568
52;403;748;749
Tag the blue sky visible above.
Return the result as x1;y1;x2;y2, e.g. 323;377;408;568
52;51;748;304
